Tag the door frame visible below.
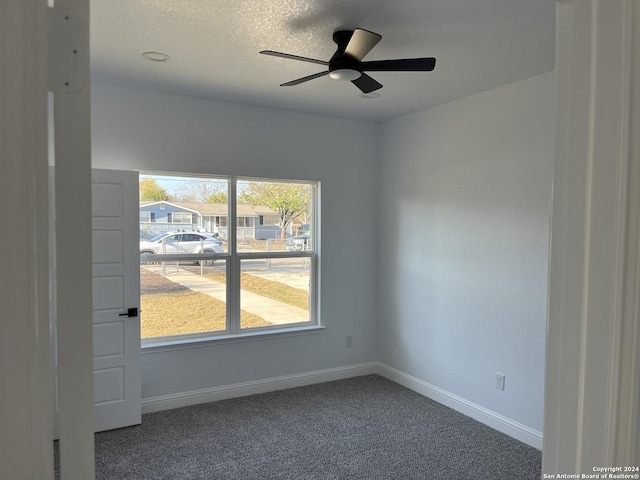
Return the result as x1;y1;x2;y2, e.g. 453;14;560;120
50;0;95;477
543;0;640;472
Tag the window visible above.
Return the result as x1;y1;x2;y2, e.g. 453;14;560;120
261;214;280;225
139;174;318;344
140;211;155;223
237;217;254;227
171;212;194;224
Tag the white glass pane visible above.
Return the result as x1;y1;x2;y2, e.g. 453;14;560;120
236;180;313;253
139;174;229;247
140;260;228;338
239;257;311;329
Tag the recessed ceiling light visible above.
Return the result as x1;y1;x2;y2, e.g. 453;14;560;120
360;92;381;99
142;52;171;62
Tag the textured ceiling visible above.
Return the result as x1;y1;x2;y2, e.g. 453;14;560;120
91;0;555;122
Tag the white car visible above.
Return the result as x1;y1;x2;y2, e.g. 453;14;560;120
140;232;224;265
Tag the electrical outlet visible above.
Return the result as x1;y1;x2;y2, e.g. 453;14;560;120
346;335;353;348
496;373;505;391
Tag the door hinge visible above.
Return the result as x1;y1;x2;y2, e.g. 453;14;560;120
48;6;87;93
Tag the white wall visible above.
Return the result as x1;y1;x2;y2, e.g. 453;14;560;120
378;72;555;436
1;1;53;478
91;83;380;400
91;72;555;440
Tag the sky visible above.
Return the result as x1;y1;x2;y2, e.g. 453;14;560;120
140;173;229;201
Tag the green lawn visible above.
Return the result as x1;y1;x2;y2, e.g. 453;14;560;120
140;269;270;338
203;271;309;310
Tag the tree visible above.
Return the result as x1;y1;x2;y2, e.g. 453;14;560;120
206;191;228;203
140;178;169;201
174;179;227;203
240;182;310;239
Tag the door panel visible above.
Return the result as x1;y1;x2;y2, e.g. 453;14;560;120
93;230;124;263
93;322;124;357
92;168;141;432
94;367;124;404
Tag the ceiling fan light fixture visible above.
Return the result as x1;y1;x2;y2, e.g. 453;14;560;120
329;68;361;81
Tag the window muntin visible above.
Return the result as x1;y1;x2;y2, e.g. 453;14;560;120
139;174;318;343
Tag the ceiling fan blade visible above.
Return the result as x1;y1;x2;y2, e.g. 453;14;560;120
362;57;436;72
280;71;329;87
260;50;329;66
351;73;383;94
344;29;382;61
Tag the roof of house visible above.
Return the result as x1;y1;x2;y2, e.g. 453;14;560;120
140;201;276;217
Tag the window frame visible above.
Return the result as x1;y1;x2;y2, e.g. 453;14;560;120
141;175;320;348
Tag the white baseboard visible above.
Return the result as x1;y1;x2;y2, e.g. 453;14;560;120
141;362;378;414
142;361;542;450
376;362;543;449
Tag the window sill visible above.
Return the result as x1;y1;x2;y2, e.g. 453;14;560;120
141;325;326;354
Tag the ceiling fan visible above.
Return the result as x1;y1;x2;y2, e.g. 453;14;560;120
260;28;436;94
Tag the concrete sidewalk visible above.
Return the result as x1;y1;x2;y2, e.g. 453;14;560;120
143;265;308;325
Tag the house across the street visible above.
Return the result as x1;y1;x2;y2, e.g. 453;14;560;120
139;200;283;240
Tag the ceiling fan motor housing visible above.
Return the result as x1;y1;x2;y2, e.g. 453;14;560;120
329;30;362;80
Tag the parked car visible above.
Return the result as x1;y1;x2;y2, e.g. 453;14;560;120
285;231;311;251
140;231;224;265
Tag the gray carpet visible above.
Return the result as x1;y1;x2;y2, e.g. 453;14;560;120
55;375;541;479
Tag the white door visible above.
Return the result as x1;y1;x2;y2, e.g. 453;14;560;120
92;168;141;432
